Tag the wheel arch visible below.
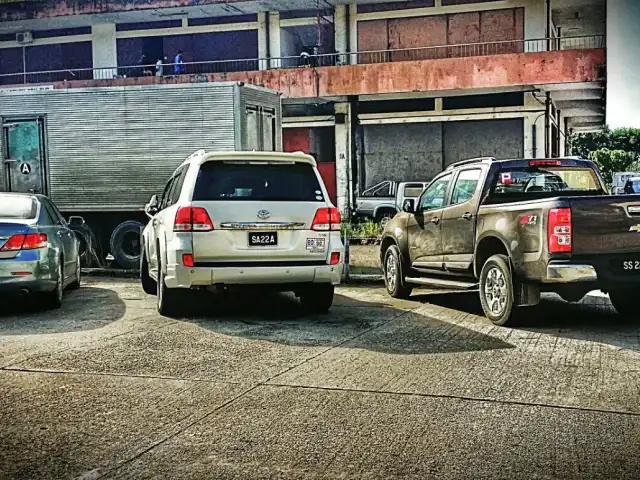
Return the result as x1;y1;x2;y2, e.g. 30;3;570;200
474;235;510;278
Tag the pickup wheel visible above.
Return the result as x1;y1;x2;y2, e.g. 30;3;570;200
383;245;412;299
479;254;515;326
609;290;634;317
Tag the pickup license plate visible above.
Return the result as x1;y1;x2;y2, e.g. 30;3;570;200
622;260;640;272
248;232;277;247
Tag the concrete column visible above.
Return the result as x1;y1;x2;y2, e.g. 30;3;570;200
258;12;268;70
524;0;546;52
334;5;348;65
91;23;117;79
524;113;547;159
268;12;281;69
606;0;640;128
335;102;352;214
348;3;358;65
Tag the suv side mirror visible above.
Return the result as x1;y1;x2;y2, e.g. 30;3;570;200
145;195;160;217
68;216;85;227
402;199;415;213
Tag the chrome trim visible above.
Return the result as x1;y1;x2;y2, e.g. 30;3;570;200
546;264;598;283
628;206;640;215
219;222;306;230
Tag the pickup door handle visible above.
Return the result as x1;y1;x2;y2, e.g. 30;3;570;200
430;217;440;225
461;212;473;220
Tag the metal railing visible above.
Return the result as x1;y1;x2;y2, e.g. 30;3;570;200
0;35;604;87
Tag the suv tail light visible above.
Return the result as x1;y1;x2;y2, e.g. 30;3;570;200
311;207;341;231
0;233;47;252
548;208;571;253
174;207;214;232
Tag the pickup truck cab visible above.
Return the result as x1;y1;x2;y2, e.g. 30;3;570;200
380;156;640;326
355;181;428;224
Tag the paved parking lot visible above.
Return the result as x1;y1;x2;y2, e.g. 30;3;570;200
1;278;640;479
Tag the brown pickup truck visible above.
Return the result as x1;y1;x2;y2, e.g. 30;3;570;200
380;156;640;326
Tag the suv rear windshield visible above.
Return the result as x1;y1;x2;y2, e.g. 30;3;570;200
192;162;324;202
0;195;37;219
489;167;602;200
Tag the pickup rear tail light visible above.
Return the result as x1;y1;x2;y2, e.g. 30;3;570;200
548;208;571;253
0;233;47;252
530;160;562;167
312;207;341;231
174;207;214;232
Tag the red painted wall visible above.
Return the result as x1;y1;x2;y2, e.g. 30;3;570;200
282;128;336;204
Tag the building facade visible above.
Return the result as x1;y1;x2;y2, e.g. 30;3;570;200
0;0;607;213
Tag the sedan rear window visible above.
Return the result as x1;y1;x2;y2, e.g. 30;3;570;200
192;162;324;202
0;195;37;219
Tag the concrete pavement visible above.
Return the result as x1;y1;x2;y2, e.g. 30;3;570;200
1;279;639;479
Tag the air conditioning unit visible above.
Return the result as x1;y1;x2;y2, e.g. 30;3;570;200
16;32;33;44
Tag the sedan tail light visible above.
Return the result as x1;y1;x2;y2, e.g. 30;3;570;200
174;207;214;232
548;208;571;253
312;207;341;231
0;233;48;252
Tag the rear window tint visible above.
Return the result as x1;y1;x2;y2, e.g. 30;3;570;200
0;195;37;219
192;162;324;202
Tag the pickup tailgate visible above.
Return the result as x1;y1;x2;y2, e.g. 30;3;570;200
570;195;640;255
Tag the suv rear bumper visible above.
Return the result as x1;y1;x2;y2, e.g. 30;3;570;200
165;263;343;289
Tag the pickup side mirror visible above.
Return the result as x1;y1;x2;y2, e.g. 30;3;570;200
145;195;160;217
402;199;415;213
68;216;85;227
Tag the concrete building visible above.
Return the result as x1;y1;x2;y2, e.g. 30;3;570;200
0;0;607;213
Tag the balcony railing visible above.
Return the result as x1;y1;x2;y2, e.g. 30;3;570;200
0;35;604;87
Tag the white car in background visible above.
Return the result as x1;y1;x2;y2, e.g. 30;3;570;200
140;150;344;317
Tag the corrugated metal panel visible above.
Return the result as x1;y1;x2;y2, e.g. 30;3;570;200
238;85;283;151
0;82;253;211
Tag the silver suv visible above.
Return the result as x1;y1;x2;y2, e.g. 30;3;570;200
140;150;344;316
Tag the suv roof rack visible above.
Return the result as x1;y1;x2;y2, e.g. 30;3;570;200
445;156;496;170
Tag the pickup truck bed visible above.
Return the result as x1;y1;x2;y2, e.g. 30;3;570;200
380;157;640;326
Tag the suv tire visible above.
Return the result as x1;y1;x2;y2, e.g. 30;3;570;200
383;245;412;299
157;265;182;317
300;284;334;313
479;254;516;326
609;290;634;317
140;248;157;296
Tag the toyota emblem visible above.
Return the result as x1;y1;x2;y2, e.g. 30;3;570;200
257;209;271;220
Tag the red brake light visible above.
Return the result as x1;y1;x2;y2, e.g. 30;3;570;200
312;207;341;231
0;233;47;252
330;252;341;265
548;208;571;253
174;207;214;232
530;160;561;167
182;253;194;267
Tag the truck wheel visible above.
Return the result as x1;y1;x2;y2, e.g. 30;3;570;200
110;220;144;270
383;245;412;299
609;290;634;317
299;284;334;313
157;266;182;317
375;210;395;227
140;247;157;296
479;254;516;326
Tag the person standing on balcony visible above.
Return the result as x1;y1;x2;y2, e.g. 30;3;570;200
174;51;184;75
156;57;167;77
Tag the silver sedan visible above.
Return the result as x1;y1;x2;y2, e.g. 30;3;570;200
0;193;83;309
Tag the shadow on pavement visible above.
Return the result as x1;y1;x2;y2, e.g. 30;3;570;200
0;286;127;336
175;288;514;355
411;290;638;348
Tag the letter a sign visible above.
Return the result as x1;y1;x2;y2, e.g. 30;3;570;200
20;163;31;175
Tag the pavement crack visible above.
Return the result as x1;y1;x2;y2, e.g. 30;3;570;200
264;382;640;418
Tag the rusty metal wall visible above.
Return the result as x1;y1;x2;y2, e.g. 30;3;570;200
0;82;280;211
